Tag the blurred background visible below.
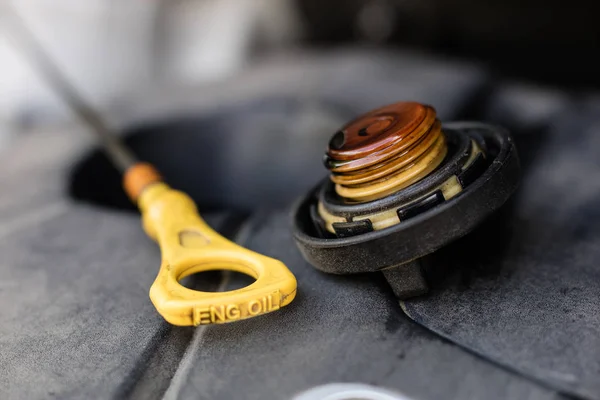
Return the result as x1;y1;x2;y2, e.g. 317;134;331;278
3;0;598;213
1;0;598;144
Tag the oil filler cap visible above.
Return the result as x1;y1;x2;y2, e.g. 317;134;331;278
292;101;521;299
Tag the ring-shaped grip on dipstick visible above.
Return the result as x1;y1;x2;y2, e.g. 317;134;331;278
132;181;297;326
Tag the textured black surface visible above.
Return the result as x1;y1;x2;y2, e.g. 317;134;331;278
382;261;429;299
403;89;600;399
164;212;562;400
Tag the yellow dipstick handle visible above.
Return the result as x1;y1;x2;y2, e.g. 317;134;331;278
123;164;297;326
